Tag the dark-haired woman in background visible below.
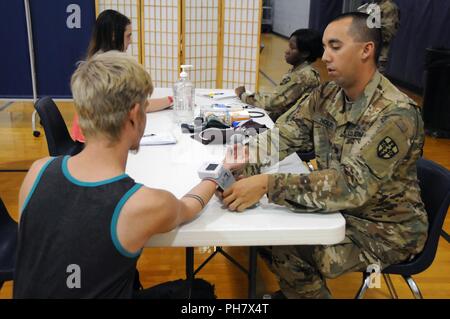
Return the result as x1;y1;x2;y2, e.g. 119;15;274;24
71;10;172;143
235;29;323;122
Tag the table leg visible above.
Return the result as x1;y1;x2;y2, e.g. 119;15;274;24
186;247;194;298
248;246;258;299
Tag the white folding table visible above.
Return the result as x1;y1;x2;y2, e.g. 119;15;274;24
126;88;346;298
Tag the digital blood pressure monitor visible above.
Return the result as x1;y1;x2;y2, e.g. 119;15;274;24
198;162;235;190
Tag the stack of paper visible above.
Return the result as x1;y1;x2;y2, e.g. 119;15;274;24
140;133;177;146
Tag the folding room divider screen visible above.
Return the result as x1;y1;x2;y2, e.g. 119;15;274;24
96;0;261;91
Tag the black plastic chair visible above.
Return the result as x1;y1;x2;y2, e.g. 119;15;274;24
0;198;18;291
356;158;450;299
34;97;84;156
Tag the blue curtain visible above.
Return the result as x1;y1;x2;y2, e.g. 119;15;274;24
0;0;95;99
0;1;33;98
309;0;344;35
30;0;95;98
388;0;450;91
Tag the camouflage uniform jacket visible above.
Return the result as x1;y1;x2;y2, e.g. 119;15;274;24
358;0;400;73
378;0;399;47
240;62;320;122
244;71;428;263
359;0;399;46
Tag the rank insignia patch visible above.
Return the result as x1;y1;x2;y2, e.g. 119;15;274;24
377;137;399;159
280;76;291;85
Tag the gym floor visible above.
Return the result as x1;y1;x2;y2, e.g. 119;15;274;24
1;33;449;299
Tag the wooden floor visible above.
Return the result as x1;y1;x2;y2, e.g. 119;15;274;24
1;33;449;299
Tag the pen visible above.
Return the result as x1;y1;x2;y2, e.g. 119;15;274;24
208;92;225;97
144;133;155;137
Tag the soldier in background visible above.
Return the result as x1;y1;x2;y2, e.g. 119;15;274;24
235;29;323;122
358;0;400;74
220;12;427;298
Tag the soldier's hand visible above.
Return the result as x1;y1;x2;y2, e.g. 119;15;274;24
235;86;246;99
223;143;249;172
222;174;269;212
214;174;245;200
215;189;224;200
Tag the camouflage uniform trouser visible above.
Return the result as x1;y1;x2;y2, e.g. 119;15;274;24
259;236;371;299
378;44;391;74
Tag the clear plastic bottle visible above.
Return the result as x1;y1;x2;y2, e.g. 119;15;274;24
173;65;195;124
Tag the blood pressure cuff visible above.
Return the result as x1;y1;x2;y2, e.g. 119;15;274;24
188;119;268;145
236;120;269;136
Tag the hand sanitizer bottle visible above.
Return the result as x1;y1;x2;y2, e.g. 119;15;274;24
173;65;195;124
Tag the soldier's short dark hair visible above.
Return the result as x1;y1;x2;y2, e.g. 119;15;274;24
290;29;324;63
330;12;382;63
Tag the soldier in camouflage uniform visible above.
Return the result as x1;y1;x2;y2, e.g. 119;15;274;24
235;29;323;122
358;0;400;74
221;13;427;298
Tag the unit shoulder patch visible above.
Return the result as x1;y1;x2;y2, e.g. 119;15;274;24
377;136;399;159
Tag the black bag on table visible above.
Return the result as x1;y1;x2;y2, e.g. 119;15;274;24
184;117;269;145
